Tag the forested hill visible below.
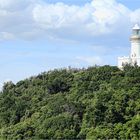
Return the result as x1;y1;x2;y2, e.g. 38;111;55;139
0;65;140;139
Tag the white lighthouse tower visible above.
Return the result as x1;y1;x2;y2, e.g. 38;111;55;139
118;24;140;69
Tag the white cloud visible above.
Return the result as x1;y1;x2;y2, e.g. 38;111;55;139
0;32;15;40
131;9;140;23
0;0;139;41
0;0;38;11
32;0;132;39
76;56;103;65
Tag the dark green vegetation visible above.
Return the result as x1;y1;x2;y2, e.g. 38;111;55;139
0;65;140;139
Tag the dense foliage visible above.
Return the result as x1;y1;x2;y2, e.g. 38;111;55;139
0;65;140;139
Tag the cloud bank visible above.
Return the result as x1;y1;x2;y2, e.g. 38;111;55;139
0;0;139;41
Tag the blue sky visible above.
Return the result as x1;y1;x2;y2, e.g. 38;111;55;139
0;0;140;87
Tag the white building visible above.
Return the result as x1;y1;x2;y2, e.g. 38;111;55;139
118;24;140;69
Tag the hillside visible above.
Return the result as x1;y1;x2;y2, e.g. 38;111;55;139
0;65;140;139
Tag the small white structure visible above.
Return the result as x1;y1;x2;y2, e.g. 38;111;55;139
118;24;140;69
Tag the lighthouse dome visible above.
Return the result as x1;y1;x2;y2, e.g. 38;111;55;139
133;24;140;30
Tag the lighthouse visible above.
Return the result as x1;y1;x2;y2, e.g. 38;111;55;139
118;24;140;69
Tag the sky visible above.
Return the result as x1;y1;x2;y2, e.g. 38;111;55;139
0;0;140;87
